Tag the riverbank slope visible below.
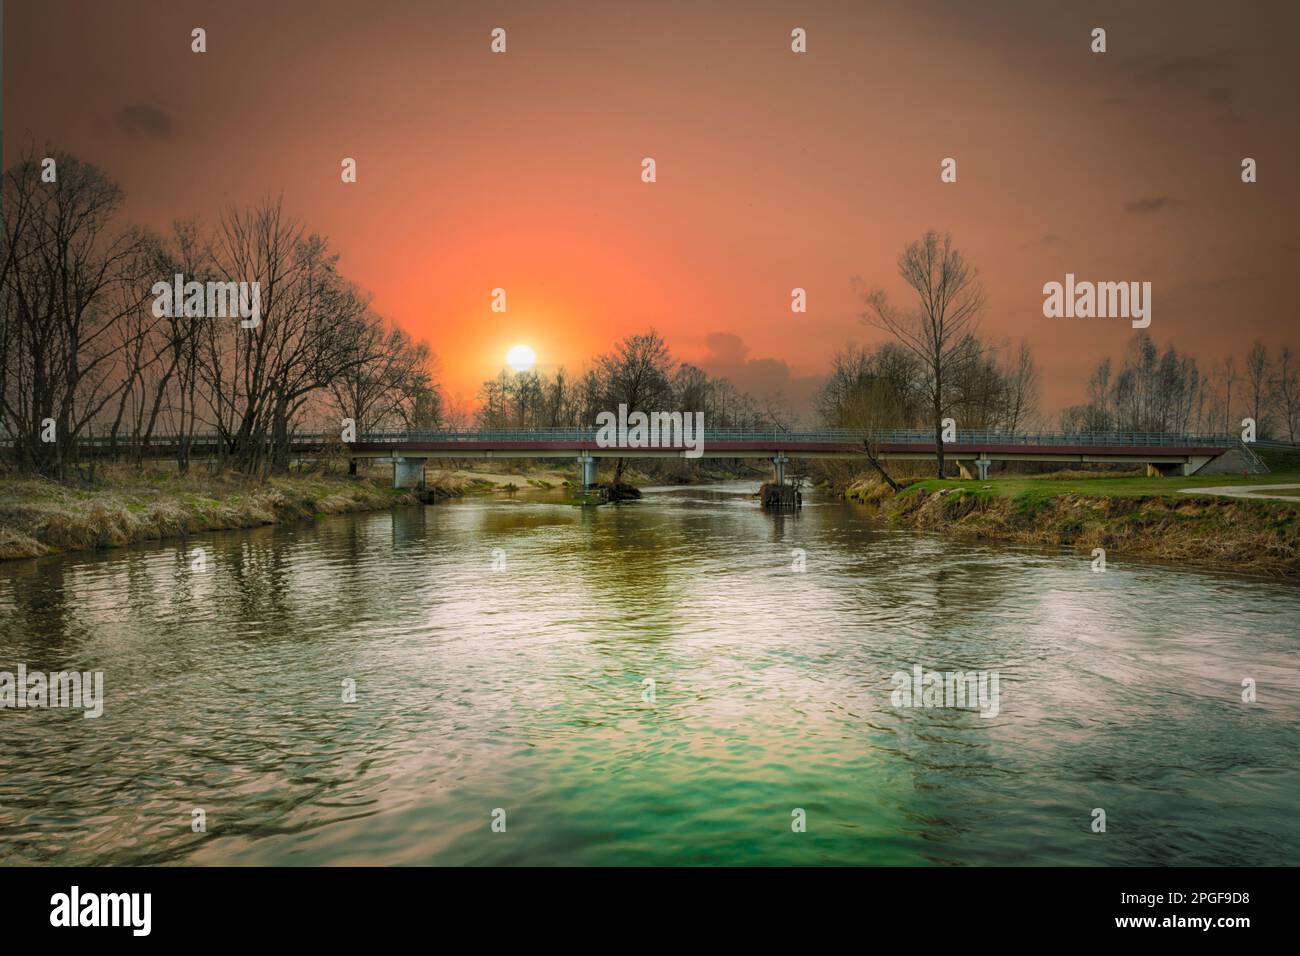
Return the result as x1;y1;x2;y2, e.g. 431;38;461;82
0;457;754;561
0;467;442;561
840;471;1300;577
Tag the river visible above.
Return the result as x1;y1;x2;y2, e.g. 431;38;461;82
1;482;1297;865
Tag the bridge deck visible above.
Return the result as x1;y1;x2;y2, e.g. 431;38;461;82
346;440;1227;461
343;429;1234;462
4;429;1236;463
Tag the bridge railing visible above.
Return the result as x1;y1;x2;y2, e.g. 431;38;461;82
0;428;1241;449
346;428;1239;448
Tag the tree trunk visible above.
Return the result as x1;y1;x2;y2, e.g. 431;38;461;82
933;403;945;478
271;400;291;475
862;440;900;492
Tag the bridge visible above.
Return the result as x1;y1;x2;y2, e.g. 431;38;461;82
10;428;1246;488
345;428;1243;487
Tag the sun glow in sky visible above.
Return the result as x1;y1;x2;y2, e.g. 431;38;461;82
506;344;537;373
7;0;1299;418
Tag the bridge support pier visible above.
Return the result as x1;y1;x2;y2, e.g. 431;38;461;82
957;458;992;480
577;454;597;489
772;453;789;485
393;457;427;489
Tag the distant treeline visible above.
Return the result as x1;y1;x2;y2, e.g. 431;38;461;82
825;230;1299;460
471;330;785;484
815;329;1299;441
473;330;782;432
1061;333;1300;440
1;152;440;479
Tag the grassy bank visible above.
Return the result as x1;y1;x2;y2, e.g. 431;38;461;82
841;470;1300;577
0;466;442;561
0;458;757;562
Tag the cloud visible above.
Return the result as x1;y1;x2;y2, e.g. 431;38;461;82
703;332;748;366
1120;55;1237;107
699;333;822;420
1130;56;1227;92
1103;55;1241;122
117;105;173;139
1124;196;1175;215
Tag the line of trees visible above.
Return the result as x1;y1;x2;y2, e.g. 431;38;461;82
1060;334;1300;440
474;330;782;484
830;230;1299;469
475;330;780;433
815;337;1039;436
1;152;440;478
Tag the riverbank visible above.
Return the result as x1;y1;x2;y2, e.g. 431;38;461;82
840;471;1300;577
0;458;758;561
0;467;444;561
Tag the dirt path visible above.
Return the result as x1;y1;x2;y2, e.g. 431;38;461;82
428;466;571;489
1180;483;1300;501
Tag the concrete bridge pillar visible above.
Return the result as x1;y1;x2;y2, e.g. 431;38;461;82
393;456;427;489
772;453;790;485
957;458;992;480
578;454;597;489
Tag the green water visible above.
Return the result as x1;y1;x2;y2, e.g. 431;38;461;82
1;482;1297;865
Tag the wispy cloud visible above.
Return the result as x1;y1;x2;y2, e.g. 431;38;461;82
1131;55;1229;92
117;105;173;139
1124;196;1175;215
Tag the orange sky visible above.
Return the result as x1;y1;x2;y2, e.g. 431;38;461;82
7;0;1299;419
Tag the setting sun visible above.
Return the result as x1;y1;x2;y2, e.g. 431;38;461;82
506;344;536;372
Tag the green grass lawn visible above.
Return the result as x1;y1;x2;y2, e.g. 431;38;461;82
903;470;1300;503
1258;446;1300;472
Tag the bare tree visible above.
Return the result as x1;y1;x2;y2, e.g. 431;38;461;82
1064;333;1206;435
1273;347;1300;443
597;330;673;485
1;152;150;477
151;221;211;472
2;153;446;482
335;319;434;426
862;231;986;476
1000;340;1039;433
195;199;387;475
1246;341;1271;437
1203;354;1240;436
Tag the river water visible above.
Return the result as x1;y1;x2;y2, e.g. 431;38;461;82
1;482;1297;866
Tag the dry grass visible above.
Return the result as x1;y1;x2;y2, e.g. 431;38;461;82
0;462;428;561
425;464;572;493
844;477;1300;577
